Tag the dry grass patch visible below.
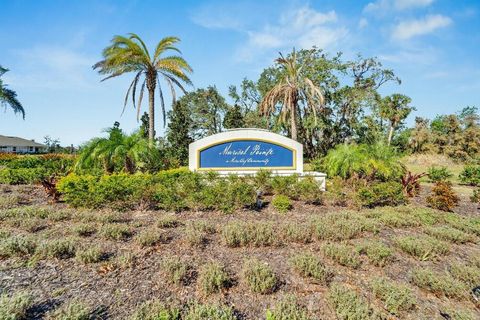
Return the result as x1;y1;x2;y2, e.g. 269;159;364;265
394;235;449;261
265;295;310;320
73;223;97;237
75;246;105;264
130;299;180;320
222;221;278;247
448;262;480;287
282;223;313;244
184;302;236;320
356;240;393;267
313;211;378;241
411;267;467;299
328;283;374;320
0;291;33;320
289;252;333;284
39;239;76;260
241;258;278;294
371;277;416;315
135;229;167;247
0;235;37;258
100;224;133;241
47;300;90;320
161;257;191;285
157;215;180;228
424;226;475;244
323;243;361;268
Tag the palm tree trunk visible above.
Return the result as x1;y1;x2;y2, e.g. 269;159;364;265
148;87;155;143
387;125;394;145
291;98;298;141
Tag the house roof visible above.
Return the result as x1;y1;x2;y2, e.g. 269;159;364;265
0;135;46;147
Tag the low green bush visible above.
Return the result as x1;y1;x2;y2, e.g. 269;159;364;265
411;268;467;299
323;243;361;268
76;246;105;264
459;165;480;186
394;235;449;261
222;221;277;247
327;283;373;320
282;223;313;244
100;224;133;241
271;175;298;197
48;300;90;320
371;277;416;315
39;239;76;259
73;223;97;237
198;262;230;296
241;259;278;294
161;257;190;285
0;168;48;185
424;226;474;244
135;229;166;247
427;166;452;182
0;235;37;258
294;176;322;204
271;194;292;213
265;295;310;320
313;212;377;241
0;291;33;320
289;252;332;284
448;262;480;287
184;302;236;320
356;240;393;267
357;181;407;208
130;300;180;320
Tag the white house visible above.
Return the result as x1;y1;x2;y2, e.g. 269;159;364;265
0;135;47;154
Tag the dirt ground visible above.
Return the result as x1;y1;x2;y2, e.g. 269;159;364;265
0;184;479;319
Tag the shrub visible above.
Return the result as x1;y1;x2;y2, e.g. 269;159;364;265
116;252;136;269
49;301;90;320
265;295;310;320
76;246;104;264
0;291;33;320
251;169;272;194
426;181;459;212
222;221;277;247
440;307;477;320
198;262;230;295
39;239;76;259
294;176;322;204
313;212;376;241
184;223;207;247
327;283;373;320
371;277;416;315
157;216;180;228
161;257;190;285
470;187;480;204
395;235;449;261
411;268;467;299
424;226;474;244
73;223;97;237
0;236;37;258
427;166;452;182
282;223;313;244
356;240;393;267
271;194;292;213
401;171;425;197
289;252;332;284
0;167;48;185
323;243;361;268
100;224;133;241
241;259;277;294
130;300;180;320
448;262;480;287
270;175;298;197
459;165;480;186
135;229;166;247
184;302;236;320
356;181;407;208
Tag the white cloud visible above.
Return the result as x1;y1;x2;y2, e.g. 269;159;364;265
358;18;368;29
364;0;435;12
238;6;347;61
392;14;452;40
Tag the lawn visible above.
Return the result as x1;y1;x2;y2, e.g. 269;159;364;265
0;184;479;319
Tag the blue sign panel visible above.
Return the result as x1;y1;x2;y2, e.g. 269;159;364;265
198;140;294;169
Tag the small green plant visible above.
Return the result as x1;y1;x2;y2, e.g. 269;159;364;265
327;283;373;320
100;224;132;241
198;262;230;296
0;235;36;258
48;210;71;222
39;239;76;259
116;252;136;269
135;229;166;247
356;240;393;267
459;165;480;186
313;212;375;241
357;181;407;208
271;194;292;213
440;307;477;320
157;216;180;228
371;277;416;315
323;243;361;268
48;300;90;320
75;246;104;264
427;166;452;182
424;226;473;244
448;262;480;287
282;223;313;244
265;295;310;320
394;235;449;261
130;299;180;320
294;176;322;204
73;223;97;237
426;181;459;212
241;259;277;294
0;291;33;320
289;252;332;284
222;221;277;247
411;267;467;299
184;223;207;247
161;257;190;285
184;302;236;320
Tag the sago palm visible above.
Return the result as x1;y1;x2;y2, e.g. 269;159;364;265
93;33;193;142
259;49;324;141
0;66;25;119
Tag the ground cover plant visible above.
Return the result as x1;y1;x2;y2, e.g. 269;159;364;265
0;184;479;319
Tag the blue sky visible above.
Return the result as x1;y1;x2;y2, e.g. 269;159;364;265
1;0;479;146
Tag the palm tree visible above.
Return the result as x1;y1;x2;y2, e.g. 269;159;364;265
93;33;193;142
379;94;415;145
76;124;154;174
259;49;324;141
0;66;25;119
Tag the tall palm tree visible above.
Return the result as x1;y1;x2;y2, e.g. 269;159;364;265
0;66;25;119
259;49;324;141
93;33;193;142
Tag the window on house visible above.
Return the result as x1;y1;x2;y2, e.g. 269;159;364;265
12;147;16;152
